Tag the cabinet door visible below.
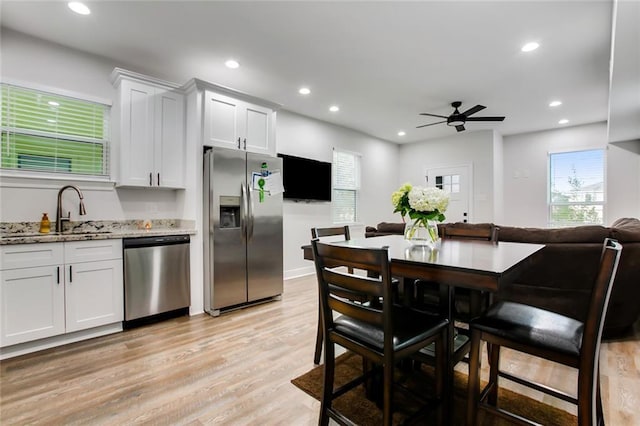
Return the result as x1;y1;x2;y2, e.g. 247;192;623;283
203;90;242;149
243;103;274;156
155;89;185;188
119;80;155;187
0;266;65;346
65;259;124;333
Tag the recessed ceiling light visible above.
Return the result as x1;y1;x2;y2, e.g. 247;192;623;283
48;101;60;106
558;119;569;125
329;105;339;112
68;2;90;15
521;42;540;52
298;87;311;95
225;59;240;69
397;131;406;136
549;100;562;107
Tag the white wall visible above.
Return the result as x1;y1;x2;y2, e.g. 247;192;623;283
277;111;400;278
0;29;181;223
397;130;496;223
503;122;639;227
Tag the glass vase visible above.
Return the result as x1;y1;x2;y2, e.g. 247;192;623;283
404;219;440;249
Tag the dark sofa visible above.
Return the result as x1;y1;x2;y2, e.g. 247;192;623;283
364;218;640;338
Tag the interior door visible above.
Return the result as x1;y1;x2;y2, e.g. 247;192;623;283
426;165;471;223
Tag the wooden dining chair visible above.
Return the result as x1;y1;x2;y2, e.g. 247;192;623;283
414;223;500;366
311;239;449;426
466;238;622;426
310;226;358;364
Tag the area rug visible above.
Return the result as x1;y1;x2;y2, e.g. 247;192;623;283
291;352;577;425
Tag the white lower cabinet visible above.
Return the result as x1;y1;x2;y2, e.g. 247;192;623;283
0;265;66;346
0;240;123;348
64;259;123;333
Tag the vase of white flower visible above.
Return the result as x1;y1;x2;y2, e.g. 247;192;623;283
391;183;449;248
404;218;440;247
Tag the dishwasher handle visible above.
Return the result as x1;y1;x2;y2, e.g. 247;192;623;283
123;235;190;249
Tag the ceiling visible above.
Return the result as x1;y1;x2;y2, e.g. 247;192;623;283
0;1;613;144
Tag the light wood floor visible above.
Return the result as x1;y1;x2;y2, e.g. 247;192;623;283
1;276;638;425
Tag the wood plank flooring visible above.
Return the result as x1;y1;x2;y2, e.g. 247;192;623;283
1;275;639;425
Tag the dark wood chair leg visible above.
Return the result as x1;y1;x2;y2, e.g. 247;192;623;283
596;374;604;425
466;331;482;426
319;342;335;426
383;359;394;426
577;366;598;426
313;304;323;364
488;343;500;406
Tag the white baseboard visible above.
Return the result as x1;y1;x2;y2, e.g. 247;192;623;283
0;323;122;360
284;266;314;280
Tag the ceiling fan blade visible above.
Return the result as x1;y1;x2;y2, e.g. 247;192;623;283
455;125;466;132
461;105;486;116
465;116;505;122
419;113;449;119
416;120;447;128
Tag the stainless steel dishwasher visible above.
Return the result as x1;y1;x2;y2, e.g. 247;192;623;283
123;235;190;326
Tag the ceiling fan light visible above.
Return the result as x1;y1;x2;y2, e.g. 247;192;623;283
448;120;465;127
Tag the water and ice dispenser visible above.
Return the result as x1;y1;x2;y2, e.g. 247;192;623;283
219;196;240;228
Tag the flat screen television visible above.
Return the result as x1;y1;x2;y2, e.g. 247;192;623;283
277;153;332;201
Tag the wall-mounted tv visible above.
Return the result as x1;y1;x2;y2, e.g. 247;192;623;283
277;153;332;201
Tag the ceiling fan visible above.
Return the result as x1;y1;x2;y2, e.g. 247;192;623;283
417;101;505;132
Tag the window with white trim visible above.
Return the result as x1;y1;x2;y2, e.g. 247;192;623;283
332;149;360;223
1;83;110;178
548;149;604;227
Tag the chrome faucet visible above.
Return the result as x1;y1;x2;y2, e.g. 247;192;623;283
56;185;87;233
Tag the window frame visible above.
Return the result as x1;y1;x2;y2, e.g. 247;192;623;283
0;79;112;183
332;148;361;224
547;147;606;227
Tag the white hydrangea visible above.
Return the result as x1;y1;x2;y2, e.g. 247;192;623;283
407;186;449;213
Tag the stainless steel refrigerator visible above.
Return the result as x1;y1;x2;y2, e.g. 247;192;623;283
203;147;283;316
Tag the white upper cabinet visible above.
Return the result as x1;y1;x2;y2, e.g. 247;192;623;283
191;80;279;156
203;90;275;155
112;68;185;188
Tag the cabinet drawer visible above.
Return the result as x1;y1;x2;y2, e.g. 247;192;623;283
1;243;64;270
64;239;122;263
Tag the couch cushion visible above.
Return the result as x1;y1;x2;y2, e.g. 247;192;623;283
611;217;640;229
610;218;640;242
498;225;610;244
376;222;406;234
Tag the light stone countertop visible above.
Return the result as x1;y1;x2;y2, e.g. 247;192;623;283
0;219;196;245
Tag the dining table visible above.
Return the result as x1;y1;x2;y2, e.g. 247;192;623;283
302;234;545;422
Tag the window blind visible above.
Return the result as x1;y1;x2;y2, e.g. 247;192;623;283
332;149;361;223
1;84;110;177
548;149;604;227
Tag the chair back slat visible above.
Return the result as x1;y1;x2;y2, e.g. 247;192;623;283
328;296;383;326
442;223;499;242
323;268;384;298
312;226;351;240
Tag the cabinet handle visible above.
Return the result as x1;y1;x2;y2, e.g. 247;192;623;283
149;172;152;186
56;266;60;284
243;138;247;150
157;173;160;186
69;265;72;283
237;137;241;149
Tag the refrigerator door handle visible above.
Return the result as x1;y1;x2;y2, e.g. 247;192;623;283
240;182;247;242
247;183;255;241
